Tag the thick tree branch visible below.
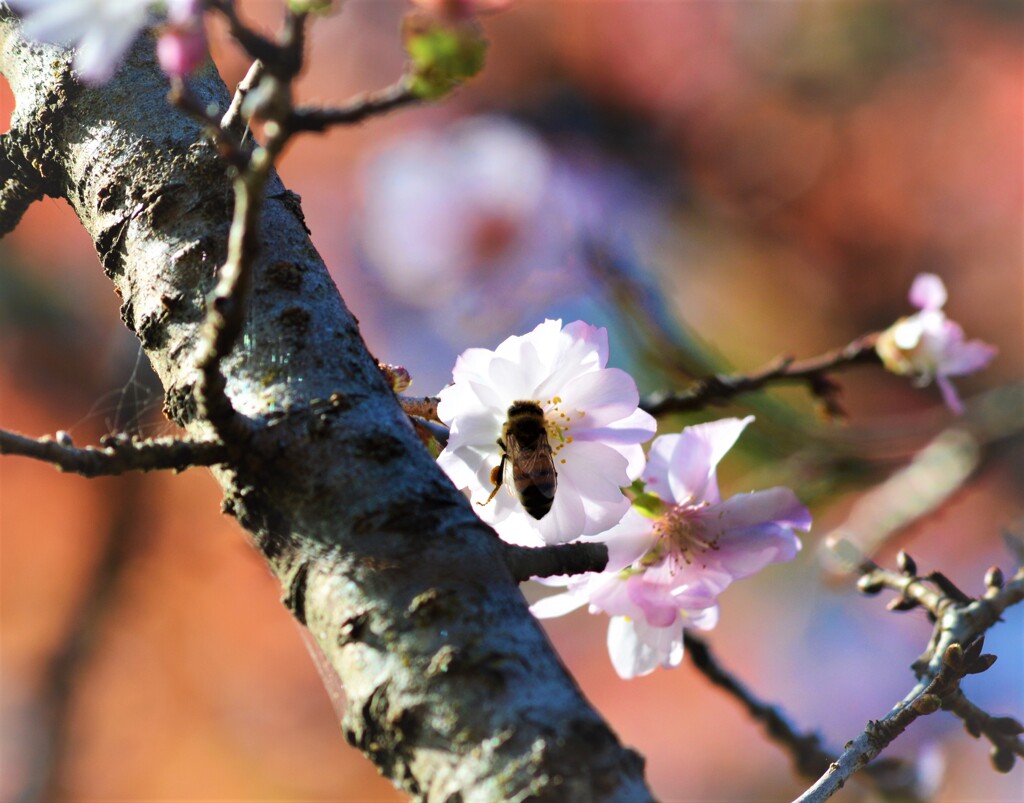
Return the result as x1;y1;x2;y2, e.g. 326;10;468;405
0;15;651;801
0;428;228;477
1;132;46;235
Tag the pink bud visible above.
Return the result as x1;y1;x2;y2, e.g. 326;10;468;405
157;25;207;79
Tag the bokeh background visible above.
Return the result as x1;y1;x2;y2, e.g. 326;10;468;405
1;1;1022;801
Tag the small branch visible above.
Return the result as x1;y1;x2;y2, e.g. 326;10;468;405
221;59;264;137
794;642;983;803
193;166;263;441
168;81;249;168
642;335;881;418
797;559;1024;801
209;0;283;68
683;633;922;798
0;429;228;477
283;79;419;134
942;689;1024;771
502;541;609;583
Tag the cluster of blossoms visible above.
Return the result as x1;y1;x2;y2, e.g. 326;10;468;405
437;320;812;677
875;273;997;414
10;0;207;84
438;285;994;677
531;417;809;678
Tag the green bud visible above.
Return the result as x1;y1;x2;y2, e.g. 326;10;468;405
403;13;487;100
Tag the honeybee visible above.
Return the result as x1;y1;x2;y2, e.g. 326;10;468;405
481;401;557;519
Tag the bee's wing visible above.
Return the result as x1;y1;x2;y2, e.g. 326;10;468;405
505;435;557;499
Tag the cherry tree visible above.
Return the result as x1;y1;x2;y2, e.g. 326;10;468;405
1;2;1020;800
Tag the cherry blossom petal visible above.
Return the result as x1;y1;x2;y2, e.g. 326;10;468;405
909;273;947;312
940;339;997;377
607;616;684;679
530;591;589;619
664;416;754;505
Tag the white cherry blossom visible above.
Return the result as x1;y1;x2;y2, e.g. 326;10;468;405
437;319;656;546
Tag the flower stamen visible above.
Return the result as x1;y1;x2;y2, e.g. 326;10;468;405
651;502;718;570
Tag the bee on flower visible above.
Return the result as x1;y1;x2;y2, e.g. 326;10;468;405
531;417;811;679
436;319;656;547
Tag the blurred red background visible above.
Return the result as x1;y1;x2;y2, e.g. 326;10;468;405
1;1;1021;801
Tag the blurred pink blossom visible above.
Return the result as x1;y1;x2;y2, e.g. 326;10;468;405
156;0;207;79
356;115;664;344
875;273;997;413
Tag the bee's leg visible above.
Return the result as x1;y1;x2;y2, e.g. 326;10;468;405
478;452;505;507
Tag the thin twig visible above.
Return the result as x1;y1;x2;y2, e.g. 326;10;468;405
797;561;1024;801
393;334;879;434
168;81;249;168
941;688;1024;770
208;0;282;68
283;79;419;134
193;165;265;440
683;634;834;779
642;334;881;419
221;59;264;137
682;634;920;798
14;477;144;803
794;642;985;803
0;429;229;477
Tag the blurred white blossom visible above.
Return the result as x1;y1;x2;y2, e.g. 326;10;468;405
356;115;663;343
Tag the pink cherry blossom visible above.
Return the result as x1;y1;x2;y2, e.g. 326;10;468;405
156;0;207;79
875;273;997;413
437;319;656;546
531;417;811;679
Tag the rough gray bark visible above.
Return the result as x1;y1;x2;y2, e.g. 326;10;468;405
0;14;652;802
